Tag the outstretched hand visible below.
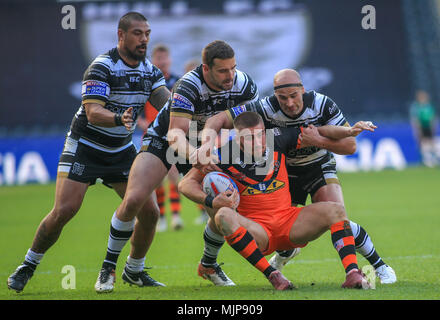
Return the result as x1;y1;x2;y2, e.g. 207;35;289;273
349;121;377;136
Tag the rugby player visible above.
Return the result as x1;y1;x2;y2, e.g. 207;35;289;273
7;12;171;293
179;111;374;290
94;40;259;291
138;44;183;232
197;69;396;285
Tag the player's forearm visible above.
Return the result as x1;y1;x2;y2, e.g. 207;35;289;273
315;136;356;155
317;125;353;140
84;103;122;127
178;175;206;205
202;112;233;145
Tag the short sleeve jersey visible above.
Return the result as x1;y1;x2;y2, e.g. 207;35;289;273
216;126;302;217
226;91;348;166
146;65;259;142
70;47;166;152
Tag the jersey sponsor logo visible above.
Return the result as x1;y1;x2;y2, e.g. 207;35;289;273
241;179;285;196
231;105;246;117
82;80;110;98
172;93;194;112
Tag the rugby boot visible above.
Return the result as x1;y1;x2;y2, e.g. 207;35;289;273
375;264;397;284
197;262;235;286
269;248;301;272
267;270;295;290
341;269;371;289
122;266;165;287
95;265;116;293
7;263;35;293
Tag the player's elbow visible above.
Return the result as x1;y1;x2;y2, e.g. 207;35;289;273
177;177;191;198
346;141;357;155
177;178;187;195
84;104;103;126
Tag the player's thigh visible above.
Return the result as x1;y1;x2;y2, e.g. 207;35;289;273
52;175;89;218
289;202;342;245
124;152;168;206
311;182;345;204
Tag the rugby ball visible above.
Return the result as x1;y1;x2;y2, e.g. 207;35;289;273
202;172;240;207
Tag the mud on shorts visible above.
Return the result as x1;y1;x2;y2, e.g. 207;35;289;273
139;134;193;176
287;153;340;206
57;136;137;186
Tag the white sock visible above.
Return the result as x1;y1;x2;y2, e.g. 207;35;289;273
201;224;225;266
103;211;135;267
126;256;145;273
24;249;44;266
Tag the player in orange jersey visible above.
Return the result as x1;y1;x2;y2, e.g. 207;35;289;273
179;111;375;290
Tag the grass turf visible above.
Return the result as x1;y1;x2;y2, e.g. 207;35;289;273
0;167;439;300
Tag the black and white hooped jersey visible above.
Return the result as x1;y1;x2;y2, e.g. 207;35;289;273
226;91;348;167
69;47;166;152
146;65;259;141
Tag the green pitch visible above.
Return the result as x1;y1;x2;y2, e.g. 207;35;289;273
1;167;439;300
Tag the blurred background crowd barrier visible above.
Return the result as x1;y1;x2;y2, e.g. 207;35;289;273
1;0;439;185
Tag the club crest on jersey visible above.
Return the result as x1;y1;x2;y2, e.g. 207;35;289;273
172;93;194;112
82;80;110;98
241;179;285;196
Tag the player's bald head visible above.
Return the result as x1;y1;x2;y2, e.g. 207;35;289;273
272;69;305;117
273;69;303;90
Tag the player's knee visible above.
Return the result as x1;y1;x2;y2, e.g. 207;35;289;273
122;192;146;217
324;202;347;226
51;202;80;226
214;207;235;229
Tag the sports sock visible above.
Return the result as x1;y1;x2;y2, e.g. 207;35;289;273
102;212;135;269
201;224;225;266
349;221;385;269
125;256;145;273
169;183;181;215
23;249;44;271
156;186;166;216
225;226;276;278
330;220;358;274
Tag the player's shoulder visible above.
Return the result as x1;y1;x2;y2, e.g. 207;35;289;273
90;47;121;69
259;94;279;111
177;66;203;90
172;67;203;102
304;90;336;111
233;69;256;91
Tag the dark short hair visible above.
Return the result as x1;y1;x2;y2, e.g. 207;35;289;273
233;112;264;130
202;40;235;67
118;12;147;31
